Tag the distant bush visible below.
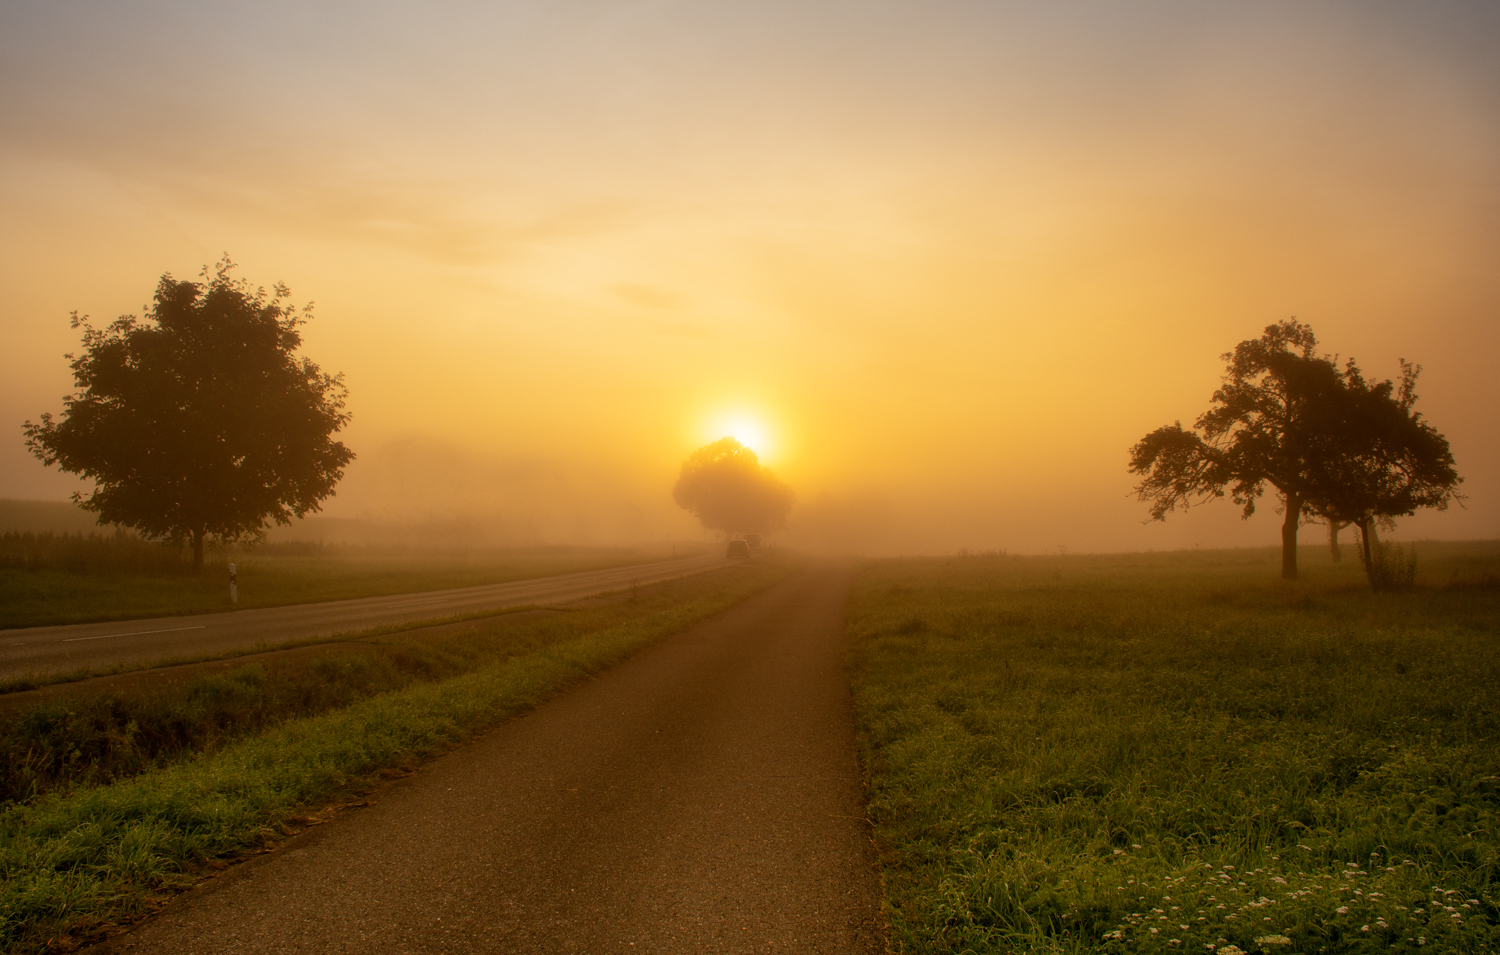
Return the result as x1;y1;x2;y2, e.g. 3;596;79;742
0;530;212;576
1368;541;1418;591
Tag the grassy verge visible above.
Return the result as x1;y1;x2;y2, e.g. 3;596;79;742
0;603;558;695
0;555;795;952
848;541;1500;955
0;543;703;629
1;609;553;802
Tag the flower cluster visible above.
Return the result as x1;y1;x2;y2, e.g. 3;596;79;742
1086;851;1492;954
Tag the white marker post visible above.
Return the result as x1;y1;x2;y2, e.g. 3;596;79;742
229;562;237;605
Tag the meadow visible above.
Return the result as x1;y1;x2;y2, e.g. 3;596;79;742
0;554;794;953
0;531;699;629
848;541;1500;955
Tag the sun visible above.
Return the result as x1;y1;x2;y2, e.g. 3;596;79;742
707;413;772;460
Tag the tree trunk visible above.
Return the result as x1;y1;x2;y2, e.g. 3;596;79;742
1329;522;1342;563
1281;491;1301;580
1357;518;1381;576
192;529;205;575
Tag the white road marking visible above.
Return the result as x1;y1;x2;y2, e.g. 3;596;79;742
64;625;208;643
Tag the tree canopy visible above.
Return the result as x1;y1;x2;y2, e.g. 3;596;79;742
1129;320;1330;579
672;438;793;538
24;260;355;571
1128;319;1460;583
1299;359;1461;576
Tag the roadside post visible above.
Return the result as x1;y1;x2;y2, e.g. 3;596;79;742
230;563;237;605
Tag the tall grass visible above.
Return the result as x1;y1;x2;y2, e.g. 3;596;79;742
0;531;207;576
1368;541;1420;592
848;543;1500;955
0;556;795;953
1;626;519;802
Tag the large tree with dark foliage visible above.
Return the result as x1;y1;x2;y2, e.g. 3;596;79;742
673;438;793;538
1129;319;1460;583
1300;359;1461;582
1129;320;1334;579
24;260;354;572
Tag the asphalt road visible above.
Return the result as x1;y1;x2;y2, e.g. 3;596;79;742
0;556;728;682
90;563;884;955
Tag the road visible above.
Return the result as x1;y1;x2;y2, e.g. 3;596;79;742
0;555;728;682
90;563;884;954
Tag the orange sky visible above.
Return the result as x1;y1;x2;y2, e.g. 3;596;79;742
2;1;1497;553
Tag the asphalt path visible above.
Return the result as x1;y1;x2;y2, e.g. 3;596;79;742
0;556;728;682
90;563;884;955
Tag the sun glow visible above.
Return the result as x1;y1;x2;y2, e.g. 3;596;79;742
707;413;772;461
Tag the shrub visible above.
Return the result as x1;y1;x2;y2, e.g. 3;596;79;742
1368;542;1418;591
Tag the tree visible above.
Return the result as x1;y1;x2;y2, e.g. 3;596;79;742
1129;320;1462;584
24;259;355;572
1128;320;1344;580
673;438;793;538
1299;359;1461;583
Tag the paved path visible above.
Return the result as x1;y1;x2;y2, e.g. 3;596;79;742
90;563;884;955
0;556;727;682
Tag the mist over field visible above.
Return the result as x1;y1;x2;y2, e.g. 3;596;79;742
5;10;1500;951
3;0;1498;554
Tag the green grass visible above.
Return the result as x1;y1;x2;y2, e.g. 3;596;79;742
0;542;702;629
848;541;1500;955
0;555;795;953
3;608;541;802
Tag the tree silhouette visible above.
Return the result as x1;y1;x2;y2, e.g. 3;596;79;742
24;259;355;573
1129;320;1461;583
1129;320;1347;579
1300;359;1461;583
673;438;793;539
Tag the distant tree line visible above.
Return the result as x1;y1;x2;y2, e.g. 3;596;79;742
1129;320;1461;587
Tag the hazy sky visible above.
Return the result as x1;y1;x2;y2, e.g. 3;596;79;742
3;0;1497;553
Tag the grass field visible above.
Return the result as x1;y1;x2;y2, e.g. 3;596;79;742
0;554;795;953
0;538;702;629
848;541;1500;955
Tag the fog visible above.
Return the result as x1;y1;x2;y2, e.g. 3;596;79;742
3;1;1498;554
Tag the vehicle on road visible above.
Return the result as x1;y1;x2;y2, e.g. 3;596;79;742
726;539;751;559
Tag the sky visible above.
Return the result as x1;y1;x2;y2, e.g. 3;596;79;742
2;0;1497;554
